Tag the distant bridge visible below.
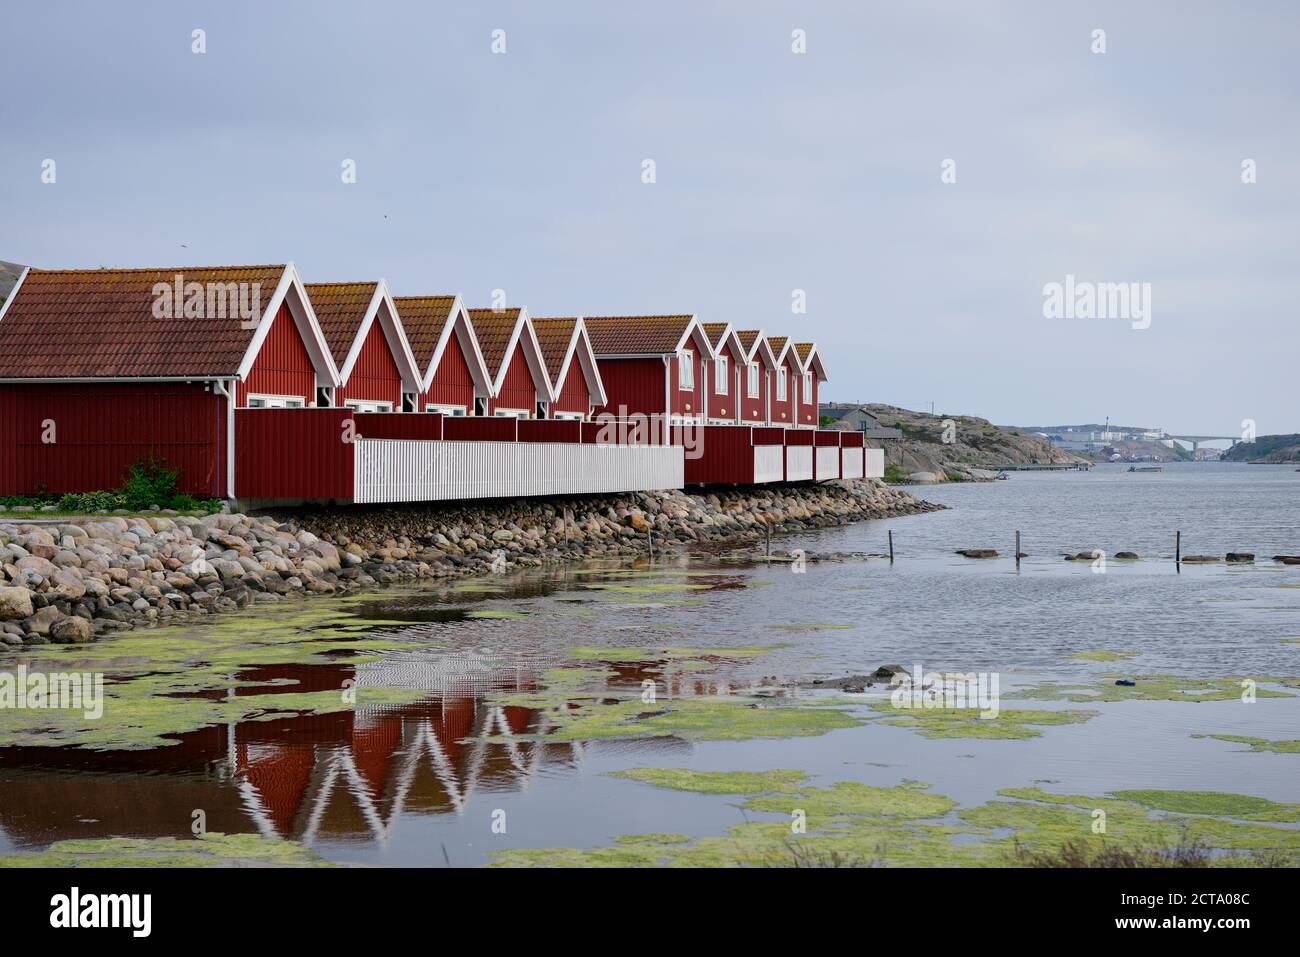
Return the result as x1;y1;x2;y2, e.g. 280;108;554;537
1167;435;1240;451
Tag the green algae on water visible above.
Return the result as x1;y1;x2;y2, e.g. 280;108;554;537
0;833;332;868
609;767;806;795
1064;650;1138;661
1192;733;1300;754
871;704;1097;739
1012;674;1296;703
1111;789;1300;822
564;645;777;663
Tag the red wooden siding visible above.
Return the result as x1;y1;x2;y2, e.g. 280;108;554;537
351;412;443;440
234;408;354;501
488;343;539;415
770;358;797;425
704;355;738;423
0;382;226;498
518;419;582;443
592;357;665;420
421;334;477;412
680;425;756;485
796;374;820;427
237;302;317;407
551;360;591;417
740;358;769;424
668;349;704;418
443;417;518;441
840;431;864;447
337;320;403;409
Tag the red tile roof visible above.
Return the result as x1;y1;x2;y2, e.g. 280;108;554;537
583;315;694;356
794;342;814;364
735;329;762;354
304;282;379;368
393;295;457;372
0;265;286;379
767;335;793;365
466;308;523;378
530;317;578;382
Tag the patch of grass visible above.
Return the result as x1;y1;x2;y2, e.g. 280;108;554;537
609;768;806;795
1192;734;1300;754
1012;674;1295;703
871;704;1098;739
0;833;332;868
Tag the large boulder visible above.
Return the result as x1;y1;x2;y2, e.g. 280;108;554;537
50;616;94;643
0;586;34;621
49;569;87;601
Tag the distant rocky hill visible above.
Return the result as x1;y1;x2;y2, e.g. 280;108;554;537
861;404;1088;483
0;261;25;302
1222;434;1300;463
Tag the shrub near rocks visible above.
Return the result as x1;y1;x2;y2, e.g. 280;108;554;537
0;480;939;645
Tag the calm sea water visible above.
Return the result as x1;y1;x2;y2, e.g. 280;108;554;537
1;463;1297;865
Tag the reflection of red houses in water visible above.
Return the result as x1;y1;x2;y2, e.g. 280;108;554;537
0;657;724;849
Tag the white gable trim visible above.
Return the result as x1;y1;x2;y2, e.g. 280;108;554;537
555;319;608;407
490;307;554;400
416;295;493;396
237;263;340;387
674;315;718;361
0;266;31;327
798;343;828;382
336;281;422;393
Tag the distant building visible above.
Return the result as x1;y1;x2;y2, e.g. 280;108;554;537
818;404;903;439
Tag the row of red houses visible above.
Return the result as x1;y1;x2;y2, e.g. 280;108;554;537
0;262;864;504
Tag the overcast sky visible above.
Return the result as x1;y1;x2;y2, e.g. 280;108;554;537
2;1;1296;435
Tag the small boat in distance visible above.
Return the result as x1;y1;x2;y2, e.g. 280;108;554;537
1128;465;1164;472
996;471;1009;480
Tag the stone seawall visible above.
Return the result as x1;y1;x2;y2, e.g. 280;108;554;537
0;480;940;647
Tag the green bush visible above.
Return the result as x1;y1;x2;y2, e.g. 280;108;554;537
117;459;180;510
883;464;910;483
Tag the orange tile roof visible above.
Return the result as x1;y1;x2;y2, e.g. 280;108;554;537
393;295;457;372
0;265;286;379
304;282;378;367
735;329;762;353
767;335;792;364
583;315;694;356
700;322;730;351
530;317;578;382
466;308;523;377
794;342;814;364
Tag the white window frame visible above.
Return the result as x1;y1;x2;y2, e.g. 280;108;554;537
343;399;393;414
246;393;306;409
425;403;466;416
715;355;728;394
747;362;760;398
493;408;529;419
801;372;812;403
776;369;787;401
554;411;585;422
678;349;694;390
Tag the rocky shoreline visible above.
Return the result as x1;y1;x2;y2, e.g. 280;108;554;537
0;480;940;647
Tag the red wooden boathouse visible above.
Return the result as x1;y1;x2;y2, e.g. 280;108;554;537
700;322;747;425
584;315;716;425
305;280;422;413
393;294;492;418
0;263;336;499
530;317;607;420
793;341;828;429
467;308;553;419
734;329;777;426
764;335;800;428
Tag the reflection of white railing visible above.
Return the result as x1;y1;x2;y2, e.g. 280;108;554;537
785;446;813;481
354;439;685;504
815;446;840;480
841;448;865;479
864;448;884;479
753;445;784;483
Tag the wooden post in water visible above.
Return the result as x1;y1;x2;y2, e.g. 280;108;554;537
888;529;894;564
1015;531;1021;569
1175;530;1181;565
